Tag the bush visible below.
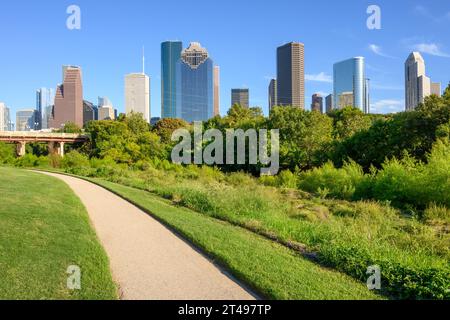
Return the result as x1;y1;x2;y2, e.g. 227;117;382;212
371;156;420;208
277;170;298;189
48;154;62;168
61;151;92;175
319;244;450;300
14;154;48;167
0;142;15;164
298;161;366;201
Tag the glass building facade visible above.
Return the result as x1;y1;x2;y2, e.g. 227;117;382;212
176;42;214;123
36;88;55;130
333;57;367;112
161;41;183;119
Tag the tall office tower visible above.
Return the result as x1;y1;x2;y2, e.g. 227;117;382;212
268;79;277;111
83;100;95;125
16;109;35;131
405;52;441;111
231;89;250;108
98;96;115;120
277;42;305;109
161;41;183;119
431;82;442;97
339;92;354;109
311;93;323;113
0;103;5;131
214;66;220;116
36;88;55;130
333;57;367;112
364;78;371;114
176;42;214;123
325;94;334;113
125;73;150;123
98;106;115;120
52;66;83;128
5;106;12;131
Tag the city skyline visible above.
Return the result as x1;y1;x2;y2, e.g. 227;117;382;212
0;1;449;119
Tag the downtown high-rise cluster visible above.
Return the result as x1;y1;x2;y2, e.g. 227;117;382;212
0;40;444;132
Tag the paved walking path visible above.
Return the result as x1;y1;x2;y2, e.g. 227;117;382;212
37;171;256;300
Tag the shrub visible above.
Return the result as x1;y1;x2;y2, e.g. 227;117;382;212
61;151;90;169
277;170;298;189
14;154;47;167
298;161;366;200
371;156;420;208
48;154;62;168
319;244;450;300
0;142;16;164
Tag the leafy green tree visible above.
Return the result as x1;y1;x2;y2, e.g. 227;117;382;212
328;107;373;140
152;118;190;144
120;112;151;135
333;93;450;170
269;106;333;170
58;122;82;133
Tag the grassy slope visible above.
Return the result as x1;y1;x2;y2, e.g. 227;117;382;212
0;168;117;300
87;177;382;300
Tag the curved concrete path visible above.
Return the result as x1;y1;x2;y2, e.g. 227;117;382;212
37;171;257;300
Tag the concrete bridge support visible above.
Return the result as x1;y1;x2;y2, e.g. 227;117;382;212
48;142;65;157
16;141;26;157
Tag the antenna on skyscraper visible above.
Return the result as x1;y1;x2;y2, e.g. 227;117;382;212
142;46;145;75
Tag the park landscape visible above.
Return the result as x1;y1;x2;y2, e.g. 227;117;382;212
0;88;450;300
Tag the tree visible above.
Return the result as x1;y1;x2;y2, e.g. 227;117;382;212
268;107;333;170
328;107;373;140
120;112;151;135
60;122;82;133
152;118;190;144
333;94;450;170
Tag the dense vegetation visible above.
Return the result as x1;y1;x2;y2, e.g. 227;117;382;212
1;85;449;300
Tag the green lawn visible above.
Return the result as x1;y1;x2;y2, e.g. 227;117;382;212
0;167;117;300
87;177;382;300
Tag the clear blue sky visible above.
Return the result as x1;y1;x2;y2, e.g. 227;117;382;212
0;0;449;120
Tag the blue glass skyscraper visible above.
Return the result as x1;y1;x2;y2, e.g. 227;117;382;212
161;41;182;119
333;57;368;112
176;42;214;123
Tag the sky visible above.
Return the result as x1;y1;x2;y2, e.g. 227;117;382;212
0;0;449;121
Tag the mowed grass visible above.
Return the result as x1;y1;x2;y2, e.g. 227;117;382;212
0;167;117;300
88;177;382;300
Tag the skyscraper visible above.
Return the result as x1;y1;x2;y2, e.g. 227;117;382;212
161;41;183;119
83;100;95;125
268;79;277;111
214;66;220;116
125;73;150;122
338;92;354;109
311;93;323;113
98;96;115;120
16;109;35;131
36;88;55;130
325;94;333;113
431;82;442;97
0;103;5;131
405;52;441;111
231;89;250;108
176;42;214;123
333;57;367;112
51;66;83;128
276;42;305;109
4;106;12;131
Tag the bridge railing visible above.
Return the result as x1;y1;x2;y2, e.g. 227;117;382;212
0;131;88;139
